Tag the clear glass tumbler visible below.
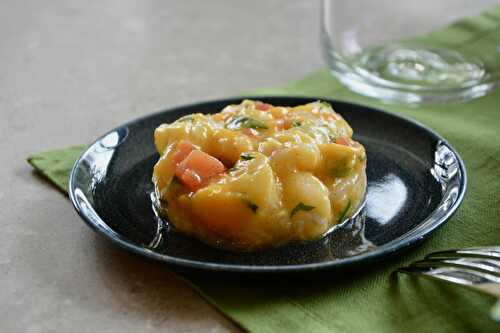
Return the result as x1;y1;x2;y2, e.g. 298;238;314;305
321;0;500;104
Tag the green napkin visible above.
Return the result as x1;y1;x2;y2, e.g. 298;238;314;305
28;6;500;333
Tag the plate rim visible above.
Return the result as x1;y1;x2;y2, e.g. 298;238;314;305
68;96;467;273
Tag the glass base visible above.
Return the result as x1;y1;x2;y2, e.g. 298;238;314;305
329;45;497;104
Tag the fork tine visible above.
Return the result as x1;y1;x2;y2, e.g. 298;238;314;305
425;247;500;260
410;258;500;277
397;265;500;298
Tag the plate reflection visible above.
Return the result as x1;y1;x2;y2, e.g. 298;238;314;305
366;173;408;225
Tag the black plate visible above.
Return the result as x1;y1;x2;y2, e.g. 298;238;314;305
69;97;466;273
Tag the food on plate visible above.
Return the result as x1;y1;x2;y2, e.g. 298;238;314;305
152;100;366;250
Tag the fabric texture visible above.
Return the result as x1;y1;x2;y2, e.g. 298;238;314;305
27;6;500;333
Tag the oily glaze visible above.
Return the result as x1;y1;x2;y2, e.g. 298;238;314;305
152;100;366;250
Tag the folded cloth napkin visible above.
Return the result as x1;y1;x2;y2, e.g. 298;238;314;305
28;6;500;333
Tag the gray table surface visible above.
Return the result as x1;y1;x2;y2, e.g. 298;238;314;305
1;1;320;332
1;1;498;332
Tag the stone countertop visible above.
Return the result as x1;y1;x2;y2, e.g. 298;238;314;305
0;1;320;332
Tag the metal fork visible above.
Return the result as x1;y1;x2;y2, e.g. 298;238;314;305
397;246;500;321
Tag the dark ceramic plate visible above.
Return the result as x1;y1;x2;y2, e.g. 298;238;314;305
69;97;466;273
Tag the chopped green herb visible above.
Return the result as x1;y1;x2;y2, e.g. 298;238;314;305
337;199;352;223
240;152;255;161
291;120;302;127
242;199;258;213
329;135;337;143
226;115;268;130
358;154;366;162
290;202;315;217
319;101;332;109
177;115;194;122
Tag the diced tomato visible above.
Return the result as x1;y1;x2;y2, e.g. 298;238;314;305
175;150;226;191
255;101;272;111
172;140;196;165
178;169;202;191
335;137;350;146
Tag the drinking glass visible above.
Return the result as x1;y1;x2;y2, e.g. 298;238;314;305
321;0;500;104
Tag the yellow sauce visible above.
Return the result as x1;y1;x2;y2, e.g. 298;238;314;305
152;100;366;250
